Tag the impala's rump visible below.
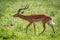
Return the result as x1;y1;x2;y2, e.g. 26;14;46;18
47;20;55;27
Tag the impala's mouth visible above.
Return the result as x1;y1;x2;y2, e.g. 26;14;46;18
13;15;16;17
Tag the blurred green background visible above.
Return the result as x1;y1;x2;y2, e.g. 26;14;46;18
0;0;60;40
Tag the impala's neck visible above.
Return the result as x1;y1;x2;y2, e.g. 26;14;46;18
18;14;27;20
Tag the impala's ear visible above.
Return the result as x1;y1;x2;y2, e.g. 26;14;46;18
21;11;24;13
19;11;24;14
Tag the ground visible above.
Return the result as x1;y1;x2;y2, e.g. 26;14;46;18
0;0;60;40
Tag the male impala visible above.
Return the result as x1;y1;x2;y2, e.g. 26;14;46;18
13;5;55;34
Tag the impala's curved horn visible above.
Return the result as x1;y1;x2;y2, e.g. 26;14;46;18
18;4;29;11
17;5;29;14
22;5;29;10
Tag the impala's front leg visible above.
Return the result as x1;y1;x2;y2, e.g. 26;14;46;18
33;22;36;35
26;22;32;34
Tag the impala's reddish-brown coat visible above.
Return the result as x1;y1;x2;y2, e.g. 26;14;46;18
13;5;55;34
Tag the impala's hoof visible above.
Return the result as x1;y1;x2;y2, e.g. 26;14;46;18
38;32;44;35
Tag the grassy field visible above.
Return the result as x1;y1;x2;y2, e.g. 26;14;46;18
0;0;60;40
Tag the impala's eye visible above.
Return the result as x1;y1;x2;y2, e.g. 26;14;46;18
21;11;24;13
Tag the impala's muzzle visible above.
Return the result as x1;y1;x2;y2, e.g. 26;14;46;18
13;15;16;17
13;14;18;17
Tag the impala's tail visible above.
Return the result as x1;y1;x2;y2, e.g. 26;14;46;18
47;20;55;33
47;20;55;26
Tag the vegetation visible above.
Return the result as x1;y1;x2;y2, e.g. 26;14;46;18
0;0;60;40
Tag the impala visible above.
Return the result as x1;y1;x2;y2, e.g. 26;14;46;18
13;5;55;34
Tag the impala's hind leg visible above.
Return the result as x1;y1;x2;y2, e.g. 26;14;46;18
47;20;55;33
26;22;32;34
50;25;55;33
33;23;36;35
40;23;46;34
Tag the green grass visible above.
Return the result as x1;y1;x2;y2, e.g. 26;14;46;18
0;0;60;40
